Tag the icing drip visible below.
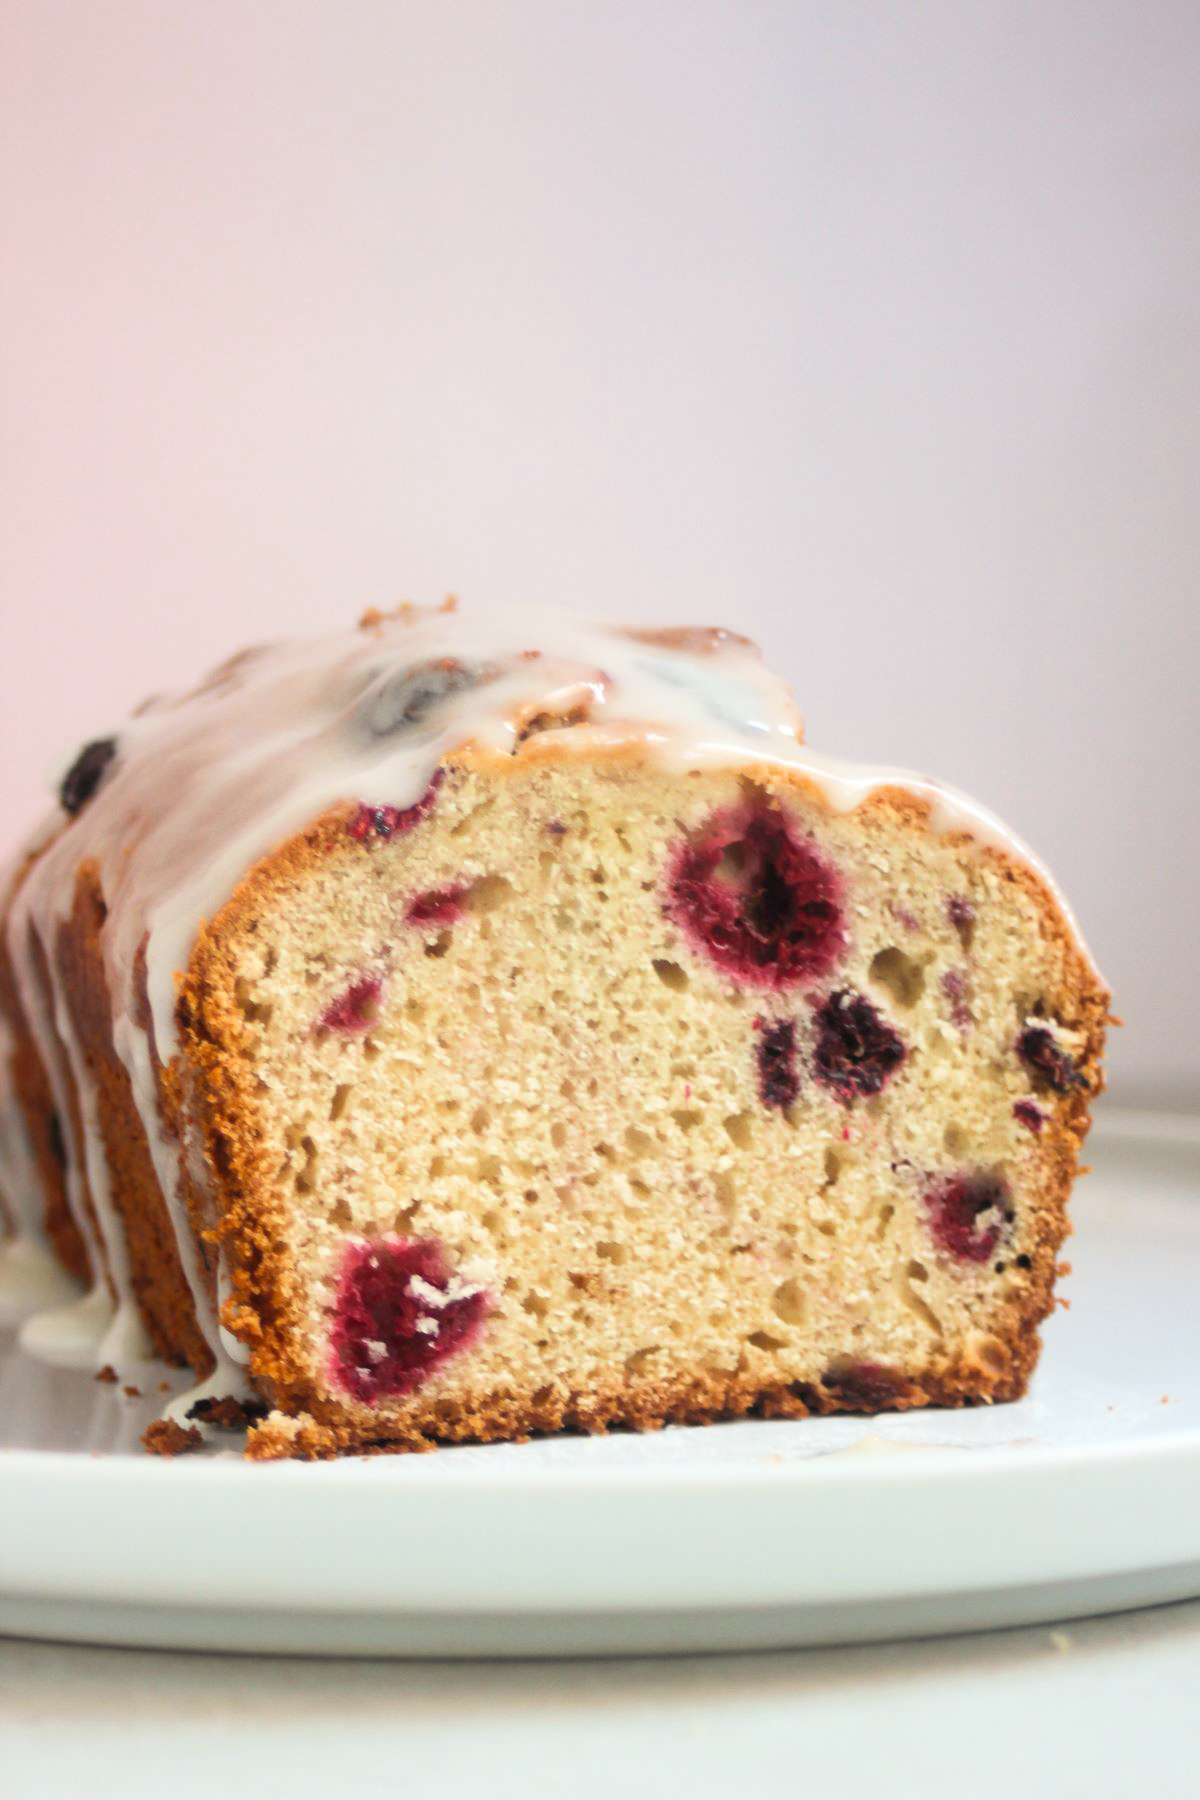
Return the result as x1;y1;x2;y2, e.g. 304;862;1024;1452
0;1237;80;1329
0;1007;76;1326
0;1001;81;1322
4;893;118;1364
0;602;1103;1414
46;995;151;1368
111;1013;251;1405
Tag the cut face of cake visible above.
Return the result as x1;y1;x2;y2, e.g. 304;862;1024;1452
0;605;1109;1457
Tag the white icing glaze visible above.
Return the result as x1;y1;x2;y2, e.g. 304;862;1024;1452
0;1009;45;1240
18;1284;116;1369
0;602;1102;1413
52;1000;151;1368
111;1010;248;1398
0;1236;81;1329
4;868;117;1362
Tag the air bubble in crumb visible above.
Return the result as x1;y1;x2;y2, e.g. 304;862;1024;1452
651;959;689;991
869;946;928;1009
724;1111;754;1149
771;1278;807;1327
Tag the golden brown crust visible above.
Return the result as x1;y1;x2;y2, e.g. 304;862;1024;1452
244;1345;1036;1461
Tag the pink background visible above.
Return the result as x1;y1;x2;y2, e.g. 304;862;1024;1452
1;1;1197;1105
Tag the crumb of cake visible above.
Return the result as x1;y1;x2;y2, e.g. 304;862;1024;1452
158;1380;172;1393
186;1393;267;1429
407;884;469;926
244;1409;341;1461
141;1418;204;1457
317;973;384;1034
60;736;118;816
667;801;845;989
1017;1022;1085;1094
348;768;445;841
924;1172;1010;1263
94;1364;118;1383
330;1237;490;1403
123;1384;142;1398
754;1017;799;1109
812;989;906;1103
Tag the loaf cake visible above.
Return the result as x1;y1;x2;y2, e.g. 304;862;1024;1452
0;603;1109;1458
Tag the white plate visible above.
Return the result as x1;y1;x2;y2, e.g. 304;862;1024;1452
1;1109;1198;1657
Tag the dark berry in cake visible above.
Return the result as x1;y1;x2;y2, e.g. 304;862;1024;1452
60;737;117;816
1013;1099;1045;1133
821;1361;912;1409
1017;1024;1084;1095
407;884;468;926
924;1171;1010;1263
754;1017;799;1109
942;968;972;1031
331;1237;489;1403
360;658;483;737
813;990;906;1103
318;974;383;1034
349;768;445;841
667;802;845;989
948;895;975;951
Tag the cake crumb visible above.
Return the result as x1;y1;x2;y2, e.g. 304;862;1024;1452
141;1418;204;1457
245;1409;341;1461
94;1365;118;1383
1049;1630;1073;1654
123;1384;142;1399
187;1394;266;1430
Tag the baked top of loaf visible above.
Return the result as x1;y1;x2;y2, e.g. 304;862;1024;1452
0;603;1108;1453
